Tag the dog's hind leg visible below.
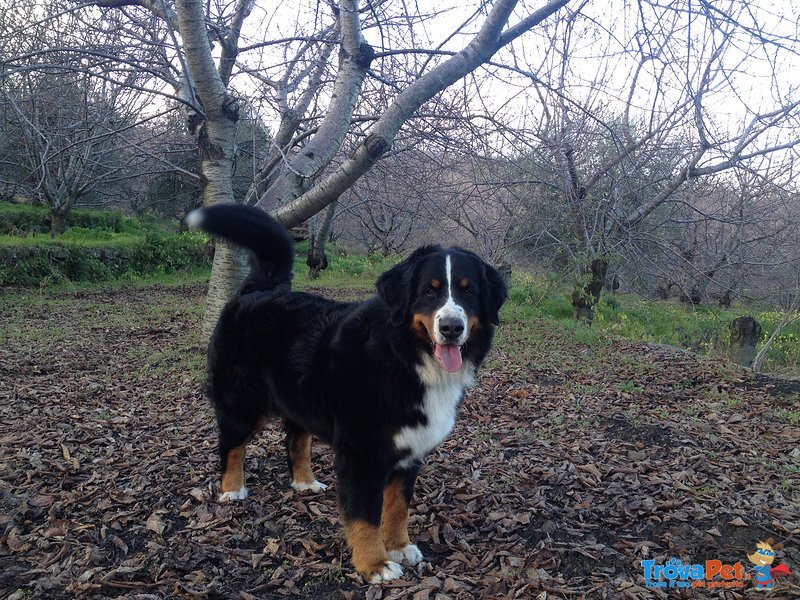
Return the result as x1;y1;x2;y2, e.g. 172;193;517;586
284;420;327;493
217;410;265;502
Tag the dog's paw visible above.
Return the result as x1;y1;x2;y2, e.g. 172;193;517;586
218;486;248;502
291;480;328;493
387;543;423;566
367;560;403;583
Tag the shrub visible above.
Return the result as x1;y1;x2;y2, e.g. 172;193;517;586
63;251;114;281
0;231;210;286
0;203;126;235
128;231;209;275
61;227;117;242
0;204;48;235
0;251;56;286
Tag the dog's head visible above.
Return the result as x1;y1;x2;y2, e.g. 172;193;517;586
377;245;508;373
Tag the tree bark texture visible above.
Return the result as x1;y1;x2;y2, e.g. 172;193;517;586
728;316;762;368
306;200;337;279
175;0;242;342
50;209;68;236
256;0;371;216
571;257;608;324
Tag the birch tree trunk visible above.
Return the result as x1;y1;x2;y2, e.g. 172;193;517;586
175;0;243;341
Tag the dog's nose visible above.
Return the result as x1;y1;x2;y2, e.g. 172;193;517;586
438;317;465;341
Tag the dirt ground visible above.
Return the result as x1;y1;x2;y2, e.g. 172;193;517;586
1;283;798;599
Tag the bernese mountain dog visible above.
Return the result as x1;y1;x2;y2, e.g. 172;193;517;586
187;204;507;583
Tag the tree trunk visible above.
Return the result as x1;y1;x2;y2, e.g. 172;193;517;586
728;316;762;368
307;200;336;279
50;209;68;236
175;0;244;343
572;257;608;324
272;0;571;229
194;116;240;341
257;1;373;216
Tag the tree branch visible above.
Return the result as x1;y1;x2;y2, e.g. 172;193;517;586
273;0;571;227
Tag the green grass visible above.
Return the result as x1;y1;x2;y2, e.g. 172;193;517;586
0;229;146;248
0;207;210;286
2;205;797;374
292;242;398;291
505;270;800;375
0;202;174;236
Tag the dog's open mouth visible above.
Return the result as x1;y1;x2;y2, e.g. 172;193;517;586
434;343;462;373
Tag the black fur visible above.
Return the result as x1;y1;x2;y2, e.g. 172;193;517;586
191;204;507;567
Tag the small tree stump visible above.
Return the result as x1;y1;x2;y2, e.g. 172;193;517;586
728;316;762;368
571;292;594;324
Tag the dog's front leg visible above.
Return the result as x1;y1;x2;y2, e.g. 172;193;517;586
382;466;423;567
337;459;402;583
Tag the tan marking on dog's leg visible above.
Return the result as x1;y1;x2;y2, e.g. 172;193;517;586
221;445;245;492
290;431;314;484
381;477;410;551
382;477;423;566
343;519;401;582
288;431;327;492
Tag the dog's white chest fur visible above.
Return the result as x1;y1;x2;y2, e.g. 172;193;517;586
394;354;475;467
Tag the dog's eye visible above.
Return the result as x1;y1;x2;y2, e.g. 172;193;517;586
424;288;437;297
462;288;473;296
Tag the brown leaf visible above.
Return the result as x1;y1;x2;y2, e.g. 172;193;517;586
29;494;54;508
576;462;602;480
43;519;68;538
188;487;206;502
146;513;167;535
442;523;457;545
264;538;280;555
6;527;26;551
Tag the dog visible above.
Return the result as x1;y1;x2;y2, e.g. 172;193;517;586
187;204;507;583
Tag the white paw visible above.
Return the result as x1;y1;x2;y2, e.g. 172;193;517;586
291;480;327;493
218;486;248;502
388;543;423;566
368;560;403;583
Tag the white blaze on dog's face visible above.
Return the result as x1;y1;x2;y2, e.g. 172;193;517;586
409;251;484;373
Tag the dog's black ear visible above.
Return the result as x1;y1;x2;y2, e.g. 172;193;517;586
377;245;440;326
376;263;410;326
481;262;508;326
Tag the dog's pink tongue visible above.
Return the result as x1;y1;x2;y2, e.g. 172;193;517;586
434;344;462;373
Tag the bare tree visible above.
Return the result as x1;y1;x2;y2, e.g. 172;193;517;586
0;2;169;232
38;0;563;339
6;0;798;339
501;0;800;321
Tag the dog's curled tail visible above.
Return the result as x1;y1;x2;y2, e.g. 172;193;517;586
186;204;295;290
